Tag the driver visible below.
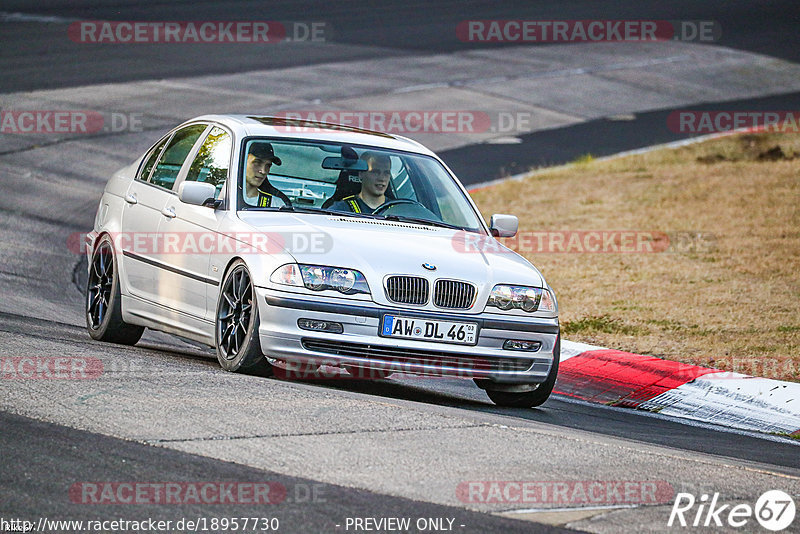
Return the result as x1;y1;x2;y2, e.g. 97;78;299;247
243;142;290;207
330;151;391;214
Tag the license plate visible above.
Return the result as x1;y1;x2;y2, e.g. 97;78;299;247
380;315;478;346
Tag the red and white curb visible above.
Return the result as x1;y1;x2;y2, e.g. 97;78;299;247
558;340;800;437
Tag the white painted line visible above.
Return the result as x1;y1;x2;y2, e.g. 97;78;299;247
0;11;78;23
392;82;451;94
484;136;523;144
553;394;800;445
499;504;639;514
557;339;800;435
561;340;604;361
640;376;800;435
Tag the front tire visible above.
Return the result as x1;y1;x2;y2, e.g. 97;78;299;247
85;236;144;345
484;336;560;408
215;261;272;375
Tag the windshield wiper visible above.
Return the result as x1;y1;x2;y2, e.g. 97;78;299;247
275;206;462;229
278;205;357;217
380;214;464;230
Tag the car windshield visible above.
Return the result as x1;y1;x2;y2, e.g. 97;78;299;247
238;139;484;232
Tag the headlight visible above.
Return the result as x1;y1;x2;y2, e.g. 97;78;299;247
487;285;556;313
270;264;370;295
538;287;557;313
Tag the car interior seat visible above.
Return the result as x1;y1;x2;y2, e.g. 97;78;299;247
321;170;362;209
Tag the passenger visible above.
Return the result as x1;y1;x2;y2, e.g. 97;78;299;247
243;142;289;207
330;151;391;213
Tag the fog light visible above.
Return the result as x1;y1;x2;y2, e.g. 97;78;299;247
503;339;541;352
297;318;343;334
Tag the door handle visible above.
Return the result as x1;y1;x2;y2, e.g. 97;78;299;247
161;207;177;219
124;193;137;205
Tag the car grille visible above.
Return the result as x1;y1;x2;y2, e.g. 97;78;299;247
385;276;477;308
301;338;534;373
385;275;429;305
433;279;476;309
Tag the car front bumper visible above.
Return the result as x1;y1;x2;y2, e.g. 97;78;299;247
256;288;559;384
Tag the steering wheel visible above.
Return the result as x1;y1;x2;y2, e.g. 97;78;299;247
372;198;426;215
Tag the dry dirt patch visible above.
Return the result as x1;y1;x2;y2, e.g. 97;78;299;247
470;132;800;381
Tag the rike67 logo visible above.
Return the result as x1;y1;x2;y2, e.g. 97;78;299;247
668;490;796;531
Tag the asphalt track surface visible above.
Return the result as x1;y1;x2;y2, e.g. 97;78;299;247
1;2;799;533
2;0;800;93
1;411;569;533
445;90;800;184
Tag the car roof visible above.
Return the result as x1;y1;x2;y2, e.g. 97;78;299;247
186;114;437;156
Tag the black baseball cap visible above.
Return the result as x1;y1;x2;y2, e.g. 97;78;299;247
248;142;282;165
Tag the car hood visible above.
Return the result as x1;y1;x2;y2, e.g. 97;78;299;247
237;212;545;293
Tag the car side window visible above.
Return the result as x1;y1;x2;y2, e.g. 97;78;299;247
149;124;207;191
137;137;169;182
185;126;231;199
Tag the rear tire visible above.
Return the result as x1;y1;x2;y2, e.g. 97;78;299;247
215;261;272;375
484;336;560;408
85;236;144;345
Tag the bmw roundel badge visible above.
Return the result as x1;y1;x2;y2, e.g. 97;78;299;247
422;263;436;271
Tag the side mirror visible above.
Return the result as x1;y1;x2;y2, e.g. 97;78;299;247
490;214;518;238
179;181;217;207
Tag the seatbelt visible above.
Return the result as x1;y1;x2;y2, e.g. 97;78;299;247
346;197;361;213
257;189;273;207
